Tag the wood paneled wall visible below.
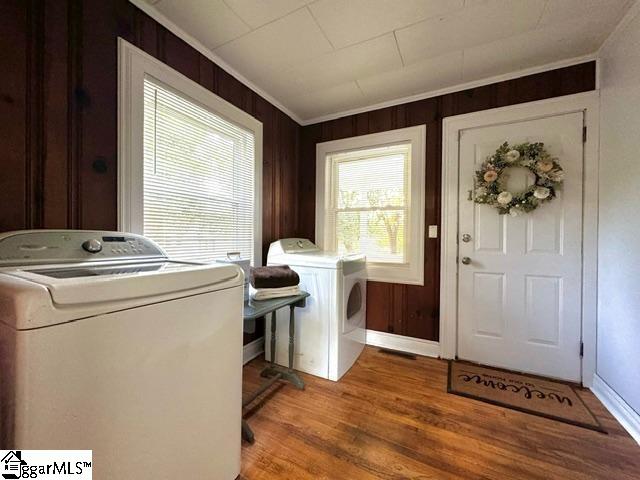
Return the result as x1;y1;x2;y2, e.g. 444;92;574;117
0;0;301;265
0;0;302;346
299;62;596;341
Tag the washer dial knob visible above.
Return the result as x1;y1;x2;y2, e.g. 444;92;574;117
82;239;102;253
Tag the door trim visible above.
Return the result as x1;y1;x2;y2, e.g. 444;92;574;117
439;91;600;386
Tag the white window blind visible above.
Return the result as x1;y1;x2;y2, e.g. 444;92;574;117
142;77;256;263
316;125;425;285
327;144;411;263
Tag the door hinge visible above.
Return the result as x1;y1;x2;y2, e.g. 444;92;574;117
583;126;587;143
580;342;584;357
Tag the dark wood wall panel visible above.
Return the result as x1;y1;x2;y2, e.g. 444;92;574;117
0;0;300;249
79;0;122;230
0;1;29;230
299;61;596;341
0;0;301;346
42;0;70;228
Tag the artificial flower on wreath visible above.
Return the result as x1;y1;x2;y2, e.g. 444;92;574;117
473;141;564;215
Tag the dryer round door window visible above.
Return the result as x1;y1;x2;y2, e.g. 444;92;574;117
346;282;363;320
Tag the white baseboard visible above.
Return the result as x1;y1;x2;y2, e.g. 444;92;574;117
365;330;440;358
591;374;640;445
243;337;264;365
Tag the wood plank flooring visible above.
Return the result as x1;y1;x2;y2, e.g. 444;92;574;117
241;347;640;480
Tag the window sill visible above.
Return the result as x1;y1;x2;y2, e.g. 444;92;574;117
366;262;424;286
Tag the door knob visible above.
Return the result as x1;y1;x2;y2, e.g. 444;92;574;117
461;256;471;265
462;234;471;243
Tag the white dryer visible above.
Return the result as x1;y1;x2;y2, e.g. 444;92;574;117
267;238;366;381
0;230;244;479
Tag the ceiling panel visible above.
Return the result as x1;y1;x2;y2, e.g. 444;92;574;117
286;82;365;119
396;0;547;66
153;0;250;49
538;0;631;26
224;0;311;29
308;0;464;49
358;51;463;104
281;33;403;96
463;7;627;82
215;8;333;75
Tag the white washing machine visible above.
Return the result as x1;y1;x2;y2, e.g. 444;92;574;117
0;230;244;479
266;238;366;381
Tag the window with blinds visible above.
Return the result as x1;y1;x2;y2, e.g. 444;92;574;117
142;77;256;263
327;144;410;263
316;125;425;285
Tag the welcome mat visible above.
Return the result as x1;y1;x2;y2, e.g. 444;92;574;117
447;361;605;432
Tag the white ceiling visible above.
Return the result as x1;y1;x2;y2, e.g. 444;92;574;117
143;0;632;123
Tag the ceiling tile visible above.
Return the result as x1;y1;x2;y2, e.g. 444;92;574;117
287;82;365;120
154;0;250;49
396;0;546;65
358;51;463;104
538;0;631;26
224;0;311;29
309;0;464;49
215;8;334;77
281;33;403;96
462;14;616;82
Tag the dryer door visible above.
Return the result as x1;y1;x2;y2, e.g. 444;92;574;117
335;267;367;381
342;270;366;334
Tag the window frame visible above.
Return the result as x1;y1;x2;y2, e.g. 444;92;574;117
118;39;263;265
316;125;426;285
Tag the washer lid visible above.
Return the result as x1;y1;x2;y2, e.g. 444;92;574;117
268;238;321;255
268;250;366;269
6;260;242;306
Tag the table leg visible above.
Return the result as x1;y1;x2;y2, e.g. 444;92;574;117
288;305;295;370
262;311;279;379
270;310;276;365
278;305;304;390
260;307;304;390
241;419;255;444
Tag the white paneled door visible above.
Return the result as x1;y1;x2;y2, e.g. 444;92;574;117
457;112;584;382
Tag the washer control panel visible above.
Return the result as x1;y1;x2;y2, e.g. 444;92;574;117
0;230;166;266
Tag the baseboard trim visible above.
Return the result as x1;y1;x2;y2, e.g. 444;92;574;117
243;337;264;365
365;330;440;358
591;374;640;445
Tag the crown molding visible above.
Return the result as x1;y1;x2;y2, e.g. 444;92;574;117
128;0;305;125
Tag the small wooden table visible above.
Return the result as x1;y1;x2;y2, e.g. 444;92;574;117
242;291;309;444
